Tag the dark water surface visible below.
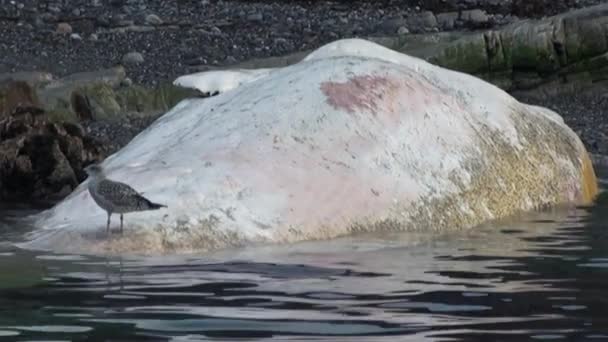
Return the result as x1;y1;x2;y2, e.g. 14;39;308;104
0;170;607;341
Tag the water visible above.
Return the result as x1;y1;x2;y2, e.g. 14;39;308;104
0;171;607;341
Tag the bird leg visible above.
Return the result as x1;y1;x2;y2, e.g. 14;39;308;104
106;212;111;235
120;214;124;234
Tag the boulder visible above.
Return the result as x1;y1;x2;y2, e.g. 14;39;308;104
24;38;597;255
36;67;198;122
0;80;44;119
388;3;608;92
0;108;104;202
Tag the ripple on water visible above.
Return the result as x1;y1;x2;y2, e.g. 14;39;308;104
0;187;607;340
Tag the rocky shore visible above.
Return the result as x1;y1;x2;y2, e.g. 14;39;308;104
1;0;608;203
1;0;605;84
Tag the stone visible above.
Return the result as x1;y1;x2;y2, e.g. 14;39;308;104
406;11;438;32
461;9;490;27
377;16;407;34
122;52;145;65
0;71;54;87
397;26;410;35
0;107;103;202
0;81;43;118
28;38;598;255
436;12;459;30
55;22;72;34
247;12;263;23
70;33;82;40
145;13;163;25
121;77;133;87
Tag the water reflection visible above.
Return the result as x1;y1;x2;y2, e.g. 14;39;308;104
0;179;607;340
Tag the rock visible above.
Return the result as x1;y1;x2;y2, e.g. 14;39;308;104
247;12;263;23
406;11;438;32
397;26;410;35
145;13;163;25
0;71;54;87
89;33;99;41
121;77;133;87
45;67;127;89
0;108;103;202
28;38;598;255
70;33;82;40
122;52;145;65
55;22;72;35
436;12;459;30
0;81;43;118
461;9;490;27
377;16;407;34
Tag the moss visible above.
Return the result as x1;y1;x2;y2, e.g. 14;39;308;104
46;109;78;123
152;83;200;111
78;83;121;121
502;21;560;74
116;85;155;113
429;34;489;75
563;15;608;63
116;83;199;115
340;102;597;238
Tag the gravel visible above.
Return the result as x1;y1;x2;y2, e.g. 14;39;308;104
1;0;608;156
517;86;608;156
0;0;604;86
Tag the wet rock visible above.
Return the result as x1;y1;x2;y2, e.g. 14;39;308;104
0;108;104;202
0;81;43;119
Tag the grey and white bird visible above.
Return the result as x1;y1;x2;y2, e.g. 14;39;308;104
84;163;167;234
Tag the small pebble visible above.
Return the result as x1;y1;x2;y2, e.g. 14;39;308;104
145;14;163;25
55;22;73;34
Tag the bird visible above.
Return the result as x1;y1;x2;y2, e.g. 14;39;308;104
84;163;167;234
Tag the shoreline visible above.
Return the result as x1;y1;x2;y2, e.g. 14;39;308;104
2;0;606;85
1;0;608;204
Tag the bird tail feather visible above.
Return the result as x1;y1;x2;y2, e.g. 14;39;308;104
137;195;167;210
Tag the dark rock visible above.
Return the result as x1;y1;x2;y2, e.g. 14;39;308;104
377;16;408;34
0;80;43;118
0;108;103;202
70;92;94;121
512;0;577;18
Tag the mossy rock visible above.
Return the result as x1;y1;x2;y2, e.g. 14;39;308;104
484;31;510;72
78;83;122;121
428;33;489;74
500;20;561;75
116;83;200;114
562;8;608;63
